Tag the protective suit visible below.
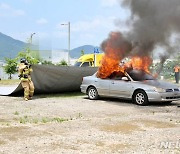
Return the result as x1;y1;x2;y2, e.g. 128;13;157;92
18;59;34;101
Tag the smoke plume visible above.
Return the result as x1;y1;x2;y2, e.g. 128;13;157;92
100;0;180;74
122;0;180;56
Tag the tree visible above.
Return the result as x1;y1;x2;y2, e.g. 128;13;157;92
151;58;179;79
57;59;68;66
81;49;85;56
4;58;18;79
18;47;40;64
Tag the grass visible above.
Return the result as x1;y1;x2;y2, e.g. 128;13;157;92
18;116;69;124
14;111;19;115
0;79;19;85
32;118;38;124
37;91;85;98
41;117;50;123
53;117;68;123
78;113;83;118
19;117;28;124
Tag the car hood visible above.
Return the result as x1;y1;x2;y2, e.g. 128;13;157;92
141;80;179;89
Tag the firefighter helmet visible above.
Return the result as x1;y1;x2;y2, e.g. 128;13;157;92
20;58;27;64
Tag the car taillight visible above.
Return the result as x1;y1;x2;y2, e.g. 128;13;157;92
82;77;83;82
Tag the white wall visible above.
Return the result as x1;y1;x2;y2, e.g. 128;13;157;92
52;50;68;63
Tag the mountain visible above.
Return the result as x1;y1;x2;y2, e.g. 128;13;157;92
0;32;102;60
70;45;102;58
0;32;27;60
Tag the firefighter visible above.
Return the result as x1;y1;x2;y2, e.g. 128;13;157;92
18;58;34;101
174;65;180;84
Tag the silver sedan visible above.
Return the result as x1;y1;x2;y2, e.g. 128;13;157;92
80;69;180;105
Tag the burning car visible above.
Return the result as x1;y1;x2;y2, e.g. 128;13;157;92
80;69;180;105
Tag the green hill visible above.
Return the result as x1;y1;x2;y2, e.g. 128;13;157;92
70;45;101;58
0;32;27;60
0;32;102;60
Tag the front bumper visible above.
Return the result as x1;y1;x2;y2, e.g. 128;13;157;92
146;91;180;102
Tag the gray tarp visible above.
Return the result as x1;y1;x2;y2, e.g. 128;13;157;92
0;65;97;95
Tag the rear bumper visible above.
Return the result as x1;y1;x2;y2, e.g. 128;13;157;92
146;91;180;102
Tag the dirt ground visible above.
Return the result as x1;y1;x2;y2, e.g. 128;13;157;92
0;94;180;154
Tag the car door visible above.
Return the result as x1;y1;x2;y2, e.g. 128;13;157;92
110;79;133;98
95;78;110;96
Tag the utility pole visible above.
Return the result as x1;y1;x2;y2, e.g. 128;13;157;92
30;33;36;44
61;22;70;65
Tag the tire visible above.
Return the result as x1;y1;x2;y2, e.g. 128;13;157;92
133;90;149;106
87;87;99;100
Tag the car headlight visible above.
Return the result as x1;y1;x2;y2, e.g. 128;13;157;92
153;87;166;92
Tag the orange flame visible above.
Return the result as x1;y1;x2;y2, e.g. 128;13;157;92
97;55;152;79
97;47;125;79
97;32;130;78
97;31;152;79
128;56;152;73
97;55;124;79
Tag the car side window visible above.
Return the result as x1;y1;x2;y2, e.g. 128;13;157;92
109;71;125;80
112;76;122;80
81;62;90;67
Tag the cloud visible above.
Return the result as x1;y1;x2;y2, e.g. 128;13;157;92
14;9;25;16
71;19;101;32
0;3;11;9
56;16;119;33
36;18;48;25
20;0;32;3
53;31;68;39
0;2;25;17
100;0;118;7
54;15;131;48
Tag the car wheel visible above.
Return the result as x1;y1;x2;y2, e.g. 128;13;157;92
133;90;149;106
88;87;99;100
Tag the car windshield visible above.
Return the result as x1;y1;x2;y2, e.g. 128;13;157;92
74;62;81;67
127;69;155;81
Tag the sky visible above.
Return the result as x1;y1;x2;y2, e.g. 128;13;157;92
0;0;130;50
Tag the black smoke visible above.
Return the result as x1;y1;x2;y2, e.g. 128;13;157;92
100;0;180;75
121;0;180;67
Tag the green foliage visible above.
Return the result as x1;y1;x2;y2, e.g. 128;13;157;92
57;59;68;66
38;92;84;98
3;44;40;79
19;116;28;124
41;117;49;123
0;79;19;85
41;60;55;65
14;111;19;115
53;117;68;123
161;60;178;79
78;113;83;118
18;116;69;124
81;49;85;56
4;57;18;79
152;56;180;79
18;47;39;64
32;118;38;124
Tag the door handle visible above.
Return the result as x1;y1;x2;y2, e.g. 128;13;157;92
95;81;97;82
112;81;114;84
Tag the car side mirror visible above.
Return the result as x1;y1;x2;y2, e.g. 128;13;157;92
122;77;129;81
